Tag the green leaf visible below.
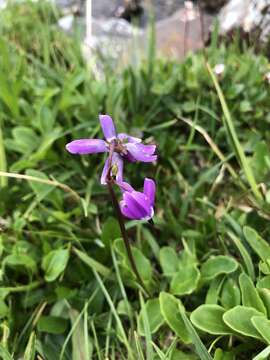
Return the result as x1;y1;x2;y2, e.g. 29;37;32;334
239;273;266;314
258;289;270;318
159;247;178;276
42;249;69;282
3;254;37;273
74;248;110;277
23;332;36;360
223;306;264;340
0;345;13;360
257;275;270;289
206;276;224;304
191;305;232;335
138;298;164;335
214;348;235;360
243;227;270;262
252;316;270;344
101;217;121;248
221;278;240;309
132;247;152;282
170;265;200;295
37;316;68;334
0;300;8;319
159;292;190;343
253;345;270;360
201;256;238;281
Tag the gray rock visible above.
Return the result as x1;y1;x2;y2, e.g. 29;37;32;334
219;0;270;41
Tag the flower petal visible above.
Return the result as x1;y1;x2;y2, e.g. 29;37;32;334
116;181;134;193
123;191;151;219
120;200;138;219
143;178;156;207
126;143;157;162
99;115;117;141
100;153;123;185
118;133;142;143
66;139;107;154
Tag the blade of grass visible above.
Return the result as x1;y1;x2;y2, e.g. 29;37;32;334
74;248;111;277
23;332;36;360
92;269;134;360
227;231;255;280
206;62;262;202
178;306;213;360
138;292;154;360
0;120;7;187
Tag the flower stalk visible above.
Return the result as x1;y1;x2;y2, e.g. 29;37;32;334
106;142;150;297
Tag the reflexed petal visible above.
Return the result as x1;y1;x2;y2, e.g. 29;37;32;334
66;139;107;154
134;143;156;155
116;181;134;193
100;153;123;185
143;178;156;207
99;115;117;141
118;133;142;143
126;143;157;162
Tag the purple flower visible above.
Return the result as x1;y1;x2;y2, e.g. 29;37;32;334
66;115;157;184
118;178;156;221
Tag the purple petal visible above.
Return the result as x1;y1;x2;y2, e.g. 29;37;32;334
118;133;142;143
99;115;117;141
120;200;138;220
126;143;157;163
123;191;151;219
143;178;156;207
100;153;123;185
66;139;107;154
116;181;134;193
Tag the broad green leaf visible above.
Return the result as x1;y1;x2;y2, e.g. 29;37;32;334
191;305;232;335
159;247;178;276
3;254;37;273
252;316;270;344
214;348;235;360
101;217;121;248
138;298;164;335
159;292;190;343
206;276;224;304
258;289;270;318
37;316;68;334
170;349;198;360
239;273;266;314
42;249;69;282
170;265;200;295
223;306;264;340
257;276;270;289
132;247;152;282
221;278;240;309
201;256;238;281
243;227;270;262
0;300;8;319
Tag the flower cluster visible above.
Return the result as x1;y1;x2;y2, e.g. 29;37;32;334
66;115;157;221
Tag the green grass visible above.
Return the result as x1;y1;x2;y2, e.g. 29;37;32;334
1;1;270;359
